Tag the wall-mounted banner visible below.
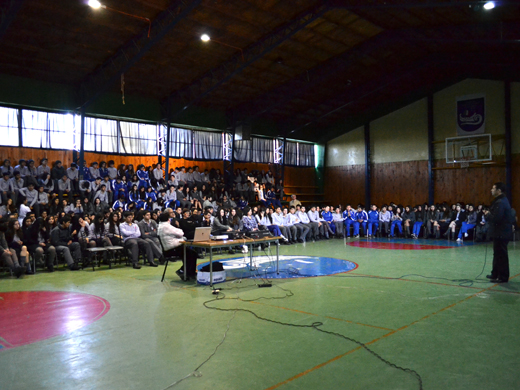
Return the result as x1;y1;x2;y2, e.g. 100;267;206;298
456;94;485;135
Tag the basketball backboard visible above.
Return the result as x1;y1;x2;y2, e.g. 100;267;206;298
445;134;492;164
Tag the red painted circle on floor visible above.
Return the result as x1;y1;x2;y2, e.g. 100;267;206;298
0;291;110;350
346;241;452;250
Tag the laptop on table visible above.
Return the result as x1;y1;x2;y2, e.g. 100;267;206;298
185;227;212;243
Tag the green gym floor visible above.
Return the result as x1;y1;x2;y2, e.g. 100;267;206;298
1;238;519;390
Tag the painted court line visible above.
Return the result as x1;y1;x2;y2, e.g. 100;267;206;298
245;300;394;331
263;272;520;390
0;337;13;349
349;272;485;290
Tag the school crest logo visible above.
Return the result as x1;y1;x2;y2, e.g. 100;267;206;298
456;94;485;135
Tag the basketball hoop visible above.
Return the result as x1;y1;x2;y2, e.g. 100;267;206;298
445;134;492;166
460;158;470;169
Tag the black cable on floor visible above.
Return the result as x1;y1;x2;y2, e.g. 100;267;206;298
202;292;423;390
161;310;237;389
174;239;493;389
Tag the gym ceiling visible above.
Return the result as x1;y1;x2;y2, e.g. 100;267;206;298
1;0;519;142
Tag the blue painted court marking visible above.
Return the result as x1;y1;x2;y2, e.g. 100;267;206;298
197;255;357;279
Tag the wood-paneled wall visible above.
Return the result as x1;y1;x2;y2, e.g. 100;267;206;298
371;160;429;206
325;165;365;207
284;167;316;187
325;157;520;210
433;160;506;207
0;147;315;189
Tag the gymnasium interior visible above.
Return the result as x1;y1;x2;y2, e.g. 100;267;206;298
1;1;520;389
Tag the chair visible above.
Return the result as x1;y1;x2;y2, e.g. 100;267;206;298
105;246;125;267
158;235;181;282
85;247;108;271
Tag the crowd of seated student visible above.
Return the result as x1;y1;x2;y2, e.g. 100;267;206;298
0;158;287;219
0;157;288;277
3;157;516;280
338;201;514;242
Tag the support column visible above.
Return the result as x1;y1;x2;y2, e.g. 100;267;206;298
17;108;22;147
427;95;434;205
165;123;171;179
281;136;287;184
230;128;236;183
224;111;236;189
364;123;371;208
505;81;512;202
78;107;85;176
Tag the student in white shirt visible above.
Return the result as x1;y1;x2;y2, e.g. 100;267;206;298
271;206;293;243
289;206;311;242
332;207;345;238
307;206;326;239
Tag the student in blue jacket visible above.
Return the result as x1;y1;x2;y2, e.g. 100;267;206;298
354;205;368;238
367;205;379;238
322;205;335;236
343;204;356;238
137;165;150;189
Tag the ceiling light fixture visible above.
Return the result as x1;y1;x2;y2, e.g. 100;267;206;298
88;0;104;9
483;1;495;10
87;1;152;37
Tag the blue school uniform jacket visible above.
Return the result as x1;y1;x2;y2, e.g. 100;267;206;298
368;210;379;222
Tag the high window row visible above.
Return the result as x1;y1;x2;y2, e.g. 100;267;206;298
0;106;315;166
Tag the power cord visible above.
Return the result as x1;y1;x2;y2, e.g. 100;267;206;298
167;238;493;389
330;242;490;288
160;310;237;389
202;289;423;390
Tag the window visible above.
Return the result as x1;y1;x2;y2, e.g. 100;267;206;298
22;109;74;149
169;128;193;158
252;137;273;163
283;141;315;166
285;141;298;166
234;140;251;162
0;107;19;146
3;105;316;166
84;117;119;153
298;143;315;167
193;130;222;160
120;121;157;155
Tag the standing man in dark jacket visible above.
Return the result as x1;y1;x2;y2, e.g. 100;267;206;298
485;182;513;283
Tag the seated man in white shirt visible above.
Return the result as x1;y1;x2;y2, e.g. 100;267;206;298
120;211;157;269
157;212;198;279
